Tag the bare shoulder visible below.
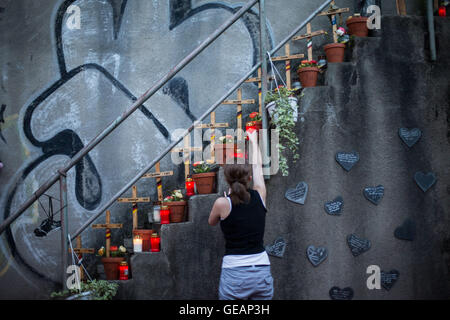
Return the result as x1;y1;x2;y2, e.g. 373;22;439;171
214;196;229;208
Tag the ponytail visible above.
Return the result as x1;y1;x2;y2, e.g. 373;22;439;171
224;164;251;206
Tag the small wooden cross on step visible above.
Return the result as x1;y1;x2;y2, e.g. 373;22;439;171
171;135;202;179
142;162;174;204
117;186;150;230
292;23;326;62
92;210;123;257
318;0;350;43
270;44;304;90
222;88;255;141
195;113;228;164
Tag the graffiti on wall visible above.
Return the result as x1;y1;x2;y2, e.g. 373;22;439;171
1;0;273;286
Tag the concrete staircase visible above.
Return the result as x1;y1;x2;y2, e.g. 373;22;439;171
113;15;450;300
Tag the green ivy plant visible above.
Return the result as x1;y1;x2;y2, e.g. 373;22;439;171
265;87;300;177
50;280;119;300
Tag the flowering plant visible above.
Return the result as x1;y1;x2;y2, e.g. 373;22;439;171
264;85;295;105
218;134;235;144
164;189;184;202
298;60;318;70
97;245;127;257
248;112;262;122
193;161;211;174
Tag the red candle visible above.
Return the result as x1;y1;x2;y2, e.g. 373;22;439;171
185;178;195;197
151;233;161;252
438;6;446;17
160;205;170;224
119;261;129;280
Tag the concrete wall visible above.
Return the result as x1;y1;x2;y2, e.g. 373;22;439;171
0;0;430;299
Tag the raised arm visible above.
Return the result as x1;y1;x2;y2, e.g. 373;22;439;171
248;131;266;205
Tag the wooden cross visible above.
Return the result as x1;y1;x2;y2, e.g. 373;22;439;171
92;210;123;257
195;113;228;164
292;23;326;61
117;186;150;230
396;0;407;15
270;44;304;90
142;162;174;204
222;88;256;141
171;135;202;179
318;1;350;43
245;68;275;115
68;236;94;281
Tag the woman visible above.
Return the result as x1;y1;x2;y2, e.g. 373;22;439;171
208;131;273;300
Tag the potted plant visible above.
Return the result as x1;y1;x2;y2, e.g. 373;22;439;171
50;280;119;300
98;245;127;280
265;86;298;123
323;27;348;63
192;161;216;194
297;60;320;88
245;112;263;138
163;190;187;223
214;135;237;165
346;13;369;37
269;91;301;177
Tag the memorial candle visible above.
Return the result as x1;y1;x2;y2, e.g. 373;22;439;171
119;261;129;280
133;235;142;253
160;205;170;224
153;205;161;223
151;233;161;252
185;178;195;197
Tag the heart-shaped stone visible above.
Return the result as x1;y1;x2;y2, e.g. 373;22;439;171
324;196;344;215
398;128;422;148
394;218;415;241
265;237;287;258
381;270;400;291
414;172;436;193
347;234;371;257
335;151;360;172
363;185;384;205
307;245;328;267
285;182;308;205
329;287;354;300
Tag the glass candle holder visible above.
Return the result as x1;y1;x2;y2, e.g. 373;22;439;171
160;205;170;224
151;233;161;252
133;236;142;253
119;261;129;280
153;205;161;223
186;178;195;197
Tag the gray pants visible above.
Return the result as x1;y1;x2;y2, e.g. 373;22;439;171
218;265;273;300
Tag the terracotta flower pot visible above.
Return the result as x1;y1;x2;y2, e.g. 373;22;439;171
297;66;319;88
214;144;237;165
346;16;369;37
324;43;346;63
166;201;187;223
133;229;153;252
192;172;216;194
101;257;125;280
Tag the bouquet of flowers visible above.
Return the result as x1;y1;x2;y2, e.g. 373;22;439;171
193;161;212;174
248;112;262;122
218;134;235;144
298;60;318;69
164;189;184;202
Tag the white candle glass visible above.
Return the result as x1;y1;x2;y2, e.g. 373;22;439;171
153;206;161;223
133;238;143;253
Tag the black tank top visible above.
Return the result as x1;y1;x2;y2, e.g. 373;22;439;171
220;189;267;255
